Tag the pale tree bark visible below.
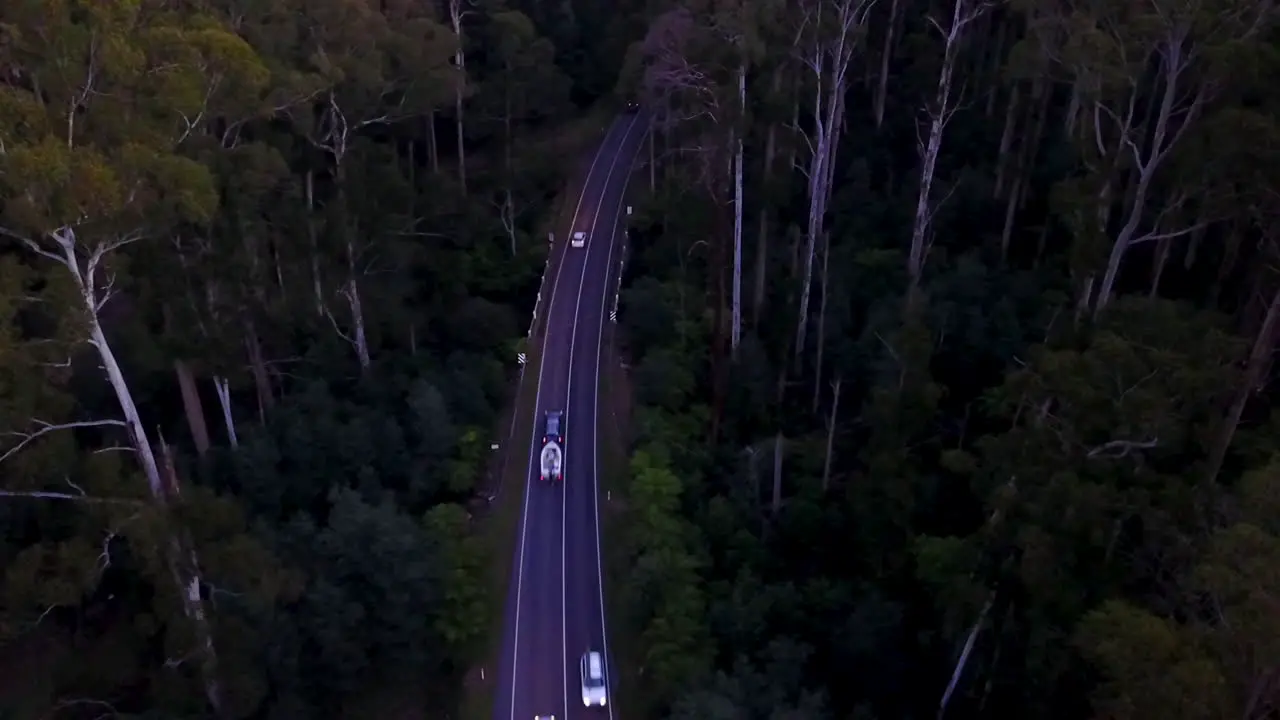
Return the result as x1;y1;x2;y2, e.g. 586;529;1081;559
813;232;830;412
1088;35;1210;317
324;239;373;372
449;0;473;192
938;591;996;720
909;0;988;291
302;93;390;374
732;61;745;357
496;189;518;256
174;360;210;457
794;0;876;362
8;226;226;714
1051;0;1274;317
822;375;842;492
212;376;239;449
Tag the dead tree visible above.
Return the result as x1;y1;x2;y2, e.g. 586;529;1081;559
909;0;988;293
793;0;876;363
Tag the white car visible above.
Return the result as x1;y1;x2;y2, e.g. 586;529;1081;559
571;231;586;247
580;650;608;706
535;716;555;720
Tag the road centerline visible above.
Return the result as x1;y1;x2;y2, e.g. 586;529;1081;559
507;118;619;720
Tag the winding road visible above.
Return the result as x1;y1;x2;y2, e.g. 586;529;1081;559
494;110;648;720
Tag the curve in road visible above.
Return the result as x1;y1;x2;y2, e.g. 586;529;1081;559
495;110;648;720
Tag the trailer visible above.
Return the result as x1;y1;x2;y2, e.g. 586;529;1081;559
540;441;562;482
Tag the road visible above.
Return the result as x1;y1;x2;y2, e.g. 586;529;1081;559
494;110;648;720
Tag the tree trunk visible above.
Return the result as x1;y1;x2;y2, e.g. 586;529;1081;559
873;0;901;130
822;375;841;492
1204;280;1280;487
1091;41;1202;317
938;592;996;720
993;82;1020;199
1149;236;1172;296
1016;77;1051;213
450;0;468;193
910;0;982;290
771;431;785;516
427;111;439;174
212;376;238;449
753;72;783;325
305;171;323;316
175;359;210;457
244;320;273;423
54;231;224;714
344;239;372;372
731;62;745;358
155;433;225;718
796;2;863;364
812;232;830;413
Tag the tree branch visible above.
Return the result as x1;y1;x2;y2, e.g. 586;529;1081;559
1086;437;1159;459
1;419;128;465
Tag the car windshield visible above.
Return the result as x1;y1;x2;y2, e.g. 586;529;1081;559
584;657;604;687
546;414;560;436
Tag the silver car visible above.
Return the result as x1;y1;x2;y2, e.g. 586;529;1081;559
580;650;607;706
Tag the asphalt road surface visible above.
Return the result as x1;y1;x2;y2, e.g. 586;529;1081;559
494;110;648;720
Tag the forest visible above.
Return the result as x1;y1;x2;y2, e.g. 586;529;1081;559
2;0;1278;718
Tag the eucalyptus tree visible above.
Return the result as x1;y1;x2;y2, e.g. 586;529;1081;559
907;0;989;295
479;8;572;256
1021;0;1277;316
792;0;876;359
0;2;275;712
284;0;456;370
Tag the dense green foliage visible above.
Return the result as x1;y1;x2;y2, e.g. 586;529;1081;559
0;0;611;716
611;0;1280;718
5;0;1280;718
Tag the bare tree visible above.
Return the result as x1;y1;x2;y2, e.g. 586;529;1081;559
793;0;876;362
909;0;989;292
732;64;746;356
449;0;476;192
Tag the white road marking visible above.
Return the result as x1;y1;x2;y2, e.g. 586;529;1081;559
508;119;620;720
588;117;648;720
559;112;643;718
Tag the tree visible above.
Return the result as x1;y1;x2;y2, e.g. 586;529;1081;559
0;5;274;712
